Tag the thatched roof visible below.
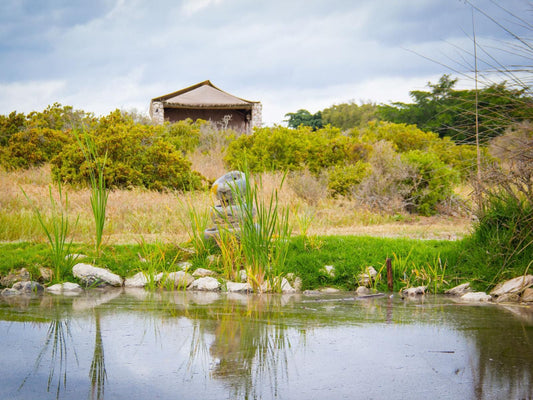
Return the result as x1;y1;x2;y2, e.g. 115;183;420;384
151;80;257;109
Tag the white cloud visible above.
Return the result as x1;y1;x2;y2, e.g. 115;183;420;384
0;80;66;114
181;0;224;17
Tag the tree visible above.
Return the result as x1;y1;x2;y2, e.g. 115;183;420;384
284;109;323;130
322;101;379;130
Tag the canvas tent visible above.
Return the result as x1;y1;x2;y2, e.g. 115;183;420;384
150;80;262;134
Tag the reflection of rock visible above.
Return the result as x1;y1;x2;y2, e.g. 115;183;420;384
490;275;533;298
188;291;221;305
73;263;123;287
47;282;83;295
226;281;253;293
189;277;221;291
445;283;471;296
72;288;123;311
1;268;30;287
460;292;492;302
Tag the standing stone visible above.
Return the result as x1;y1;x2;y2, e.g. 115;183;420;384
73;263;123;287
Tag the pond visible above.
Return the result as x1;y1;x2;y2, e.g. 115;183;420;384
1;289;532;399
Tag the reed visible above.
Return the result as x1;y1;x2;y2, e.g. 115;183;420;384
21;183;78;282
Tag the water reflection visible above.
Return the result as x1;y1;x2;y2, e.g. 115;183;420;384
0;291;532;399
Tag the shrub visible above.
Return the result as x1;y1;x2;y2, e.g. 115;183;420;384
401;150;460;215
288;169;329;205
0;111;26;146
51;110;203;191
327;161;370;197
2;127;72;170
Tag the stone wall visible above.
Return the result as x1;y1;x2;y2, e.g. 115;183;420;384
150;101;164;125
251;103;262;131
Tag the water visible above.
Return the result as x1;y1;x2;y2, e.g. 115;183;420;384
1;289;532;399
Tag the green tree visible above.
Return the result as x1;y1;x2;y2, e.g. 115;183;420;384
322;102;378;130
0;111;26;146
284;109;323;130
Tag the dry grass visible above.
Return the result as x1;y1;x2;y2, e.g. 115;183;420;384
0;164;473;244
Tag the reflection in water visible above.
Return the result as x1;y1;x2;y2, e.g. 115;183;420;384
1;291;532;399
89;309;107;400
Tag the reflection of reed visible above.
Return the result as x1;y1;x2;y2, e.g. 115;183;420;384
19;318;78;399
89;309;107;400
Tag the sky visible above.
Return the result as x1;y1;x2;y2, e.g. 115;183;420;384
0;0;530;125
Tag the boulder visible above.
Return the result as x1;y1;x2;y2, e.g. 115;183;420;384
124;272;150;288
165;271;194;289
73;263;123;287
12;281;44;294
1;288;20;296
402;286;427;296
189;277;221;291
356;286;372;296
490;275;533;297
192;268;216;278
38;267;54;283
47;282;83;295
1;268;30;287
358;266;378;287
460;292;492;302
445;283;471;296
226;281;253;293
521;288;533;303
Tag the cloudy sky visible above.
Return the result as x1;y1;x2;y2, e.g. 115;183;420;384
0;0;530;125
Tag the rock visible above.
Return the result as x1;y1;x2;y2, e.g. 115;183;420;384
47;282;83;295
1;268;31;287
293;277;303;292
280;278;295;293
1;288;20;296
323;265;335;277
189;277;221;291
165;271;194;289
66;253;87;261
494;292;520;303
402;286;427;296
303;290;321;295
356;286;371;296
490;275;533;297
358;266;378;287
226;281;253;293
261;277;296;293
178;261;193;271
460;292;492;302
73;263;123;287
38;267;54;283
192;268;215;278
239;269;248;282
445;283;471;296
124;272;150;288
12;281;44;294
521;288;533;303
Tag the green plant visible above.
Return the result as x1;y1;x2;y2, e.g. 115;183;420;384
74;129;109;257
178;195;212;257
21;183;78;282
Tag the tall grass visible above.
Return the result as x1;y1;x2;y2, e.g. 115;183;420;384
74;129;108;256
21;183;78;282
218;170;291;292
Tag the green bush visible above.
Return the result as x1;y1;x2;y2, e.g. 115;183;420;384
51;110;203;191
327;161;371;197
2;127;72;170
401;150;460;215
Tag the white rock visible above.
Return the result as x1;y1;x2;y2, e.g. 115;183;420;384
178;261;193;271
323;265;335;277
445;283;471;296
164;271;194;289
320;287;340;293
521;288;533;302
402;286;427;296
356;286;371;296
358;266;378;286
47;282;83;294
192;268;216;278
226;281;252;293
124;272;150;288
73;263;123;287
280;278;296;293
239;269;248;282
189;277;221;291
490;275;533;297
460;292;492;302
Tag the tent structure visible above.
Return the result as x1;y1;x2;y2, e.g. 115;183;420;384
150;80;262;134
